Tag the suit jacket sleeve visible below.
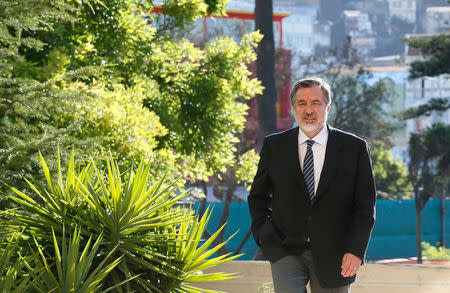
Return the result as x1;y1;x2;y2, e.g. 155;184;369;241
248;137;273;245
348;141;376;261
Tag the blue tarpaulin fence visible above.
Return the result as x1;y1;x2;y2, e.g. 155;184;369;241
193;199;450;261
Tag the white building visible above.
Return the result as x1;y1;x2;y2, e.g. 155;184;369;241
342;10;376;56
273;1;320;56
425;6;450;34
343;10;373;36
388;0;416;23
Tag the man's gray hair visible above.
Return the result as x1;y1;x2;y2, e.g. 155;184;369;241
290;77;332;106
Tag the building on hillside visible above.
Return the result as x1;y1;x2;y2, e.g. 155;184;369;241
275;2;319;57
404;33;450;137
342;10;376;56
425;6;450;34
318;0;345;22
350;0;390;38
388;0;416;23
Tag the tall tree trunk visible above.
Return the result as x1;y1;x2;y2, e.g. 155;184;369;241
441;183;447;247
414;183;425;264
198;181;208;219
236;228;252;255
214;184;236;256
416;209;422;264
255;0;278;151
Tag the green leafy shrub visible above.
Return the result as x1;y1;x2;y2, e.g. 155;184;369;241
27;228;123;292
0;234;30;292
1;151;241;292
1;0;262;200
422;242;450;261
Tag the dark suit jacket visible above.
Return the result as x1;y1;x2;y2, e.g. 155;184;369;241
248;125;376;288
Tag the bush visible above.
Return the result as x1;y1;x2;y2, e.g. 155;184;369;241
1;151;240;292
422;242;450;261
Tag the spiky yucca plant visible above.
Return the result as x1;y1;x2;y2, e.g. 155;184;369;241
25;228;124;292
2;152;241;292
0;234;30;292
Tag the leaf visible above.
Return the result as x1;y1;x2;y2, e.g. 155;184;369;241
39;151;54;193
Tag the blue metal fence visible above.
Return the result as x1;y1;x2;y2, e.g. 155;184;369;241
194;199;450;261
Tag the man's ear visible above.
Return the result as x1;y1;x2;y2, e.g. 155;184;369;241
326;104;331;113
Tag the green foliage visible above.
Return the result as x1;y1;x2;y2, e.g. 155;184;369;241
2;152;241;292
408;123;450;212
398;98;450;120
0;234;30;292
0;0;102;198
150;0;228;34
204;0;229;15
0;0;73;60
370;143;411;199
405;34;450;79
423;123;450;180
76;80;179;182
235;149;260;188
0;75;101;198
422;242;450;261
144;33;262;179
327;74;392;144
1;0;262;201
28;229;124;292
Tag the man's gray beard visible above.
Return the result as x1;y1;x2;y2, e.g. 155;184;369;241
299;122;324;134
297;111;328;134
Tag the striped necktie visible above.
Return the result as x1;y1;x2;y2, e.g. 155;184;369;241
304;139;315;201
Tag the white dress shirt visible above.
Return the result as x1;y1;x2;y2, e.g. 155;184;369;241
298;126;328;194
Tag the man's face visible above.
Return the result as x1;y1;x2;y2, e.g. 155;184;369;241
293;85;331;138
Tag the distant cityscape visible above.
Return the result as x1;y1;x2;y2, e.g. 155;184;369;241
207;0;450;162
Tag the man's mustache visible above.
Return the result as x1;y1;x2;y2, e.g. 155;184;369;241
302;113;317;119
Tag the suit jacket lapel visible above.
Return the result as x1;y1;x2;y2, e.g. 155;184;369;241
285;127;306;189
286;126;310;201
313;125;339;204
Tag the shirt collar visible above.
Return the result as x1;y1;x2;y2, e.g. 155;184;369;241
298;125;328;145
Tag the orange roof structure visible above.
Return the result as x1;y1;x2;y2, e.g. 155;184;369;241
150;5;290;47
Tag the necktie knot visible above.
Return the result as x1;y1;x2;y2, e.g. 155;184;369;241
306;139;315;149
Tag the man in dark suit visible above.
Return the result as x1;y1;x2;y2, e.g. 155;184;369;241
248;77;376;293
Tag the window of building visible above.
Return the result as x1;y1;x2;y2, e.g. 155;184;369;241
392;1;401;8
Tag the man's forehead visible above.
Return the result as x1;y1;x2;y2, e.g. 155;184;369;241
296;95;323;100
295;93;325;101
